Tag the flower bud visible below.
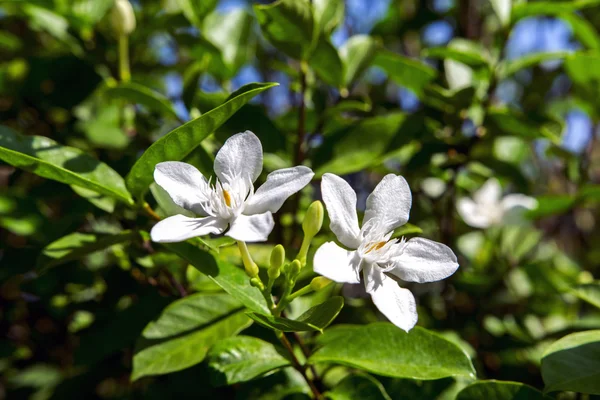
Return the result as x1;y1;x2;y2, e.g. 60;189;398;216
310;276;332;291
302;201;324;239
270;245;285;269
288;260;301;280
111;0;136;37
249;277;264;289
244;261;259;279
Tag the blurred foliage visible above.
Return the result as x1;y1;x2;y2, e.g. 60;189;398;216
1;0;600;399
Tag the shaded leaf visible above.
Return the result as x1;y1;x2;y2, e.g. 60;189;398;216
326;374;392;400
105;82;179;120
207;336;291;385
497;51;571;78
572;283;600;309
456;380;551;400
309;323;476;380
176;0;218;27
373;50;437;97
310;37;344;87
340;35;379;87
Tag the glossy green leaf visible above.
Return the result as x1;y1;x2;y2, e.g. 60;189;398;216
310;37;344;87
247;297;344;332
104;82;179;120
254;0;316;60
37;231;136;271
0;126;133;205
207;336;291;385
176;0;218;27
373;50;437;96
309;323;476;380
142;293;243;339
326;374;391;400
512;0;600;21
203;9;254;77
456;381;551;400
572;283;600;309
71;184;116;213
132;311;251;380
125;82;277;200
340;35;379;87
313;0;344;34
541;330;600;394
485;108;562;143
497;51;571;78
162;241;270;315
423;41;490;68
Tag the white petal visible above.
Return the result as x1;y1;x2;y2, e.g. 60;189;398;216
243;166;314;215
387;237;459;283
364;174;412;235
150;183;194;218
154;162;210;215
150;214;226;243
313;241;361;284
456;197;494;228
369;270;418;332
225;212;274;242
214;131;263;185
501;194;538;211
474;178;502;206
321;173;361;249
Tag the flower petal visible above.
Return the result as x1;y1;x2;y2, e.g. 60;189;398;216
369;270;418;332
243;166;314;215
501;194;537;211
154;162;210;215
456;197;493;228
150;183;194;218
214;131;263;185
321;173;361;249
150;214;226;243
313;241;361;284
386;237;459;283
364;174;412;235
225;212;274;242
474;178;501;205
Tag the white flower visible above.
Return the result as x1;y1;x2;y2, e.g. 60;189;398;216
313;173;459;332
456;178;537;229
150;131;314;243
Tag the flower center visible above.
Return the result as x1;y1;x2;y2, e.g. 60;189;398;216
365;241;387;254
223;189;232;207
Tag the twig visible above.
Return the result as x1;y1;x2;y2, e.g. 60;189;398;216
278;332;321;399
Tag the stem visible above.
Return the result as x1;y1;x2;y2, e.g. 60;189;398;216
238;241;276;309
294;61;308;165
277;331;321;399
297;234;311;266
118;35;131;82
143;203;161;221
287;284;313;302
274;278;295;316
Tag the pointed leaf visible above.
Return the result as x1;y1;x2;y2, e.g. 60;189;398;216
313;0;344;34
373;50;437;97
207;336;291;385
326;374;391;400
105;82;179;120
247;296;344;332
309;37;344;87
125;82;277;200
541;330;600;394
309;323;476;380
456;381;551;400
0;126;133;205
340;35;379;87
571;283;600;309
176;0;218;27
497;51;571;78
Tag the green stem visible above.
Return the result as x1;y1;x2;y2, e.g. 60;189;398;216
287;284;313;302
237;241;275;309
297;235;311;266
118;34;130;82
276;331;321;399
274;278;296;316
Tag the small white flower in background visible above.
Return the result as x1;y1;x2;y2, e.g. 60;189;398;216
313;173;459;332
150;131;314;243
456;178;537;229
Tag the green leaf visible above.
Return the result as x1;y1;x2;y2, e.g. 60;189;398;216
485;108;562;143
309;37;344;87
254;0;316;60
456;381;551;400
104;82;179;120
176;0;218;27
248;297;344;332
162;241;270;315
132;311;251;380
203;9;254;77
37;231;136;271
373;50;438;97
70;184;116;213
326;374;391;400
125;82;277;200
142;293;243;339
541;330;600;394
0;126;133;205
423;40;490;68
571;283;600;309
497;51;571;78
512;0;600;21
207;336;291;385
309;323;476;380
340;35;379;87
558;13;600;51
313;0;344;35
526;195;576;218
565;52;600;107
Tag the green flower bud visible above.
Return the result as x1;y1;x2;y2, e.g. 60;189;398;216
302;201;324;239
244;261;259;279
111;0;136;37
310;276;333;291
249;277;264;289
288;260;301;280
270;245;285;270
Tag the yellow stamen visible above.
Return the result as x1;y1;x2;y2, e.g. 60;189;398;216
365;241;386;254
223;189;232;207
